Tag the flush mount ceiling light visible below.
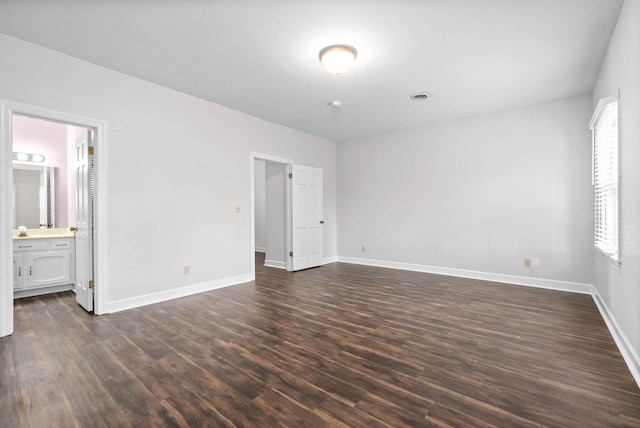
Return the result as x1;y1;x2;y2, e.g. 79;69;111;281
319;44;357;75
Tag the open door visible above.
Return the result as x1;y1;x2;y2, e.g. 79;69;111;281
290;164;323;271
74;130;94;312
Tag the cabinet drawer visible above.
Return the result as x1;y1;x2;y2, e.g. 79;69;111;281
49;239;73;250
13;240;47;252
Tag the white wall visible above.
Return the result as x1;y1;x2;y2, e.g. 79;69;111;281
253;159;266;252
338;94;593;286
591;0;640;373
264;162;287;268
0;34;337;307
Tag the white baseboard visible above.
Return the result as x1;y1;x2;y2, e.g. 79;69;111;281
262;256;335;270
323;255;338;265
592;290;640;388
107;273;252;313
14;283;73;299
255;247;266;253
264;259;286;269
337;256;594;294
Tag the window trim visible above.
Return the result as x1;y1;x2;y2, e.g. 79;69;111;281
589;93;620;264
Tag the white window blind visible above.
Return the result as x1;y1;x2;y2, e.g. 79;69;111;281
589;95;619;261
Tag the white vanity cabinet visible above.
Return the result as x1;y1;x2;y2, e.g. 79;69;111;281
13;237;75;298
12;253;26;290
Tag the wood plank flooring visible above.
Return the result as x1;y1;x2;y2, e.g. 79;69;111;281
2;253;639;427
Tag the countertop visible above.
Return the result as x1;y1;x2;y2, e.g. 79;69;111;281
13;228;75;240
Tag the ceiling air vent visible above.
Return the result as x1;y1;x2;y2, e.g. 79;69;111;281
410;92;431;101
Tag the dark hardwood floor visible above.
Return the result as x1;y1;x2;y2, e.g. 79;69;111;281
2;253;639;427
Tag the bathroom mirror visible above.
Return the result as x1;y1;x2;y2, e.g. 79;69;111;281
13;164;56;229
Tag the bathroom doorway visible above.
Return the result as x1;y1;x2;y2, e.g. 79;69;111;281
0;100;108;337
11;115;94;310
12;114;95;311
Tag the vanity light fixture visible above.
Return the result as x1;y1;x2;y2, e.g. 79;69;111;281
319;44;357;75
13;152;45;163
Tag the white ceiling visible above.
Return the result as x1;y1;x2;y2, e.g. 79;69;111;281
0;0;624;142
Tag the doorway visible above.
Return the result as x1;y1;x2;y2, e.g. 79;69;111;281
0;100;108;337
12;115;89;305
249;152;325;279
250;153;293;280
254;159;288;270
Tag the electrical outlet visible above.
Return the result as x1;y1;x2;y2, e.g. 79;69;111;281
523;258;531;268
184;265;190;274
361;245;366;252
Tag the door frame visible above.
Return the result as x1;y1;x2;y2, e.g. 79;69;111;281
249;152;293;279
0;100;109;337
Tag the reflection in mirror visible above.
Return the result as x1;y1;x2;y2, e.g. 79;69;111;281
13;164;56;229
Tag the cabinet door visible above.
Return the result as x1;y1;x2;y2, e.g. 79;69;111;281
26;251;71;288
13;253;26;290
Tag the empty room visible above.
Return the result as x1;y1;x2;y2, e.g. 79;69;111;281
1;0;639;426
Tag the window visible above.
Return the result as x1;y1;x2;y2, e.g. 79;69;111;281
589;95;619;262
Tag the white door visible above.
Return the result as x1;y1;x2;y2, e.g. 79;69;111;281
74;131;93;312
290;164;323;271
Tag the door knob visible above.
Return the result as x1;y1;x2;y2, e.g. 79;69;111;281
70;226;77;232
320;220;325;224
